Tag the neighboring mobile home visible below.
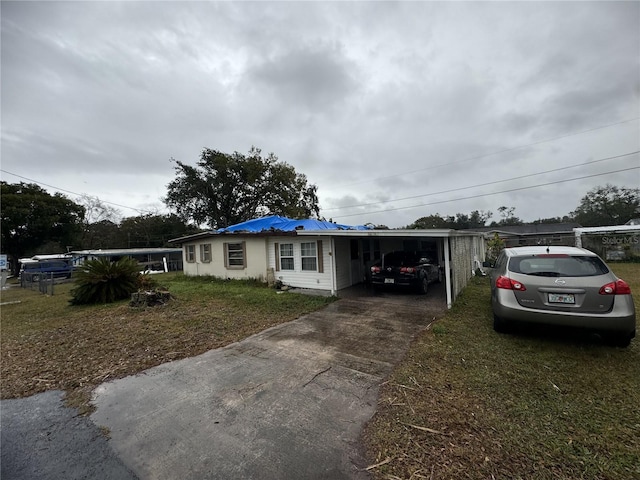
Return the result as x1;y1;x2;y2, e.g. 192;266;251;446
170;216;485;308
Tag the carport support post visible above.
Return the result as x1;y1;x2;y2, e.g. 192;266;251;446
330;237;337;296
444;237;452;309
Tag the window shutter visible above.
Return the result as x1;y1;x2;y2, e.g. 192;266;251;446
241;241;246;269
274;243;280;272
317;240;324;273
223;243;229;268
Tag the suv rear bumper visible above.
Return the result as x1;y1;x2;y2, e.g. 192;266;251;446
493;291;636;334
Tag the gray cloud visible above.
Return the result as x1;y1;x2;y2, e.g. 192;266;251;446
1;1;638;227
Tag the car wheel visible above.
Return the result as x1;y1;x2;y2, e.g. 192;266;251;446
493;314;509;333
418;277;429;295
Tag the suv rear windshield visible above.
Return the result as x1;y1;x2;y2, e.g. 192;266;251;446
509;255;609;277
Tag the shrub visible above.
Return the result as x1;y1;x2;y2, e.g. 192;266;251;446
70;257;141;305
137;273;159;291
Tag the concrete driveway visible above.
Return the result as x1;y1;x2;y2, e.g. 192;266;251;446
3;287;446;480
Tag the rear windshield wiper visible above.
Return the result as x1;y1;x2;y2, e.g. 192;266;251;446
524;271;562;277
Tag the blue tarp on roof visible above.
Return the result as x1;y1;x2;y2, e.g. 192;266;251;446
217;215;370;233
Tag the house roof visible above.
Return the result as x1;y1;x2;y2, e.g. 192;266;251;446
170;216;371;243
466;222;582;237
217;215;371;233
71;248;182;256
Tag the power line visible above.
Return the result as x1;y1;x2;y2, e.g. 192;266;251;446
331;165;640;219
0;169;155;214
330;117;640;188
323;151;639;211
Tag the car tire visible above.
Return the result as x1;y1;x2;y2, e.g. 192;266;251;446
607;333;632;348
418;277;429;295
493;314;509;333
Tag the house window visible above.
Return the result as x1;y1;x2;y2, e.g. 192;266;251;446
186;245;195;263
224;242;246;269
301;242;317;271
279;243;294;270
200;243;212;263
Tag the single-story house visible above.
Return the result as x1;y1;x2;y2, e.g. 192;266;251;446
465;223;582;247
169;216;486;308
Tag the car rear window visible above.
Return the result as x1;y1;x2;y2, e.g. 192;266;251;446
383;252;430;266
509;255;609;277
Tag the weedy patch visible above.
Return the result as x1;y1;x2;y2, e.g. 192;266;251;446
0;273;335;414
364;263;640;480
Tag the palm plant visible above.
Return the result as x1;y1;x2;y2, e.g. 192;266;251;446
70;257;141;305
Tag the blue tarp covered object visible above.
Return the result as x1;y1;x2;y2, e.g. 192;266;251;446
217;215;370;233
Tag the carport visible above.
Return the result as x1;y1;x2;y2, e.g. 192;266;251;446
296;229;486;308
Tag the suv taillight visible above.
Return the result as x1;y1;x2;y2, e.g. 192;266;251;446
371;266;380;274
400;267;416;274
599;279;632;295
496;275;526;291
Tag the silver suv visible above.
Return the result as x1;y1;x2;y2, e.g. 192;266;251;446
489;246;636;347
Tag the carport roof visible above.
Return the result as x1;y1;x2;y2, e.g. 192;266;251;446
295;228;479;238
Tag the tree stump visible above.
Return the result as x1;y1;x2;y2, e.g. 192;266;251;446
130;290;172;308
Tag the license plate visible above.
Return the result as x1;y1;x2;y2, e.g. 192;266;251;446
549;293;575;304
384;278;395;284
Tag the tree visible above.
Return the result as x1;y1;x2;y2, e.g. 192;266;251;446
119;214;200;248
76;194;122;249
165;147;320;229
490;206;523;227
407;214;449;229
532;216;574;225
1;182;84;275
571;184;640;227
408;210;492;229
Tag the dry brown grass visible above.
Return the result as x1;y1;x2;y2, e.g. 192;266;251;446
0;274;334;414
363;263;640;480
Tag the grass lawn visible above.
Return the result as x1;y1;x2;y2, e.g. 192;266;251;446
363;263;640;480
0;273;335;414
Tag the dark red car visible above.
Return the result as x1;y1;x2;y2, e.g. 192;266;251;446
370;251;442;294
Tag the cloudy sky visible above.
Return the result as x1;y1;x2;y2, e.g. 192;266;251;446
2;1;639;228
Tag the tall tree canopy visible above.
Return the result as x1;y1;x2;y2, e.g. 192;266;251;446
571;184;640;227
0;182;84;274
407;210;492;229
164;147;320;229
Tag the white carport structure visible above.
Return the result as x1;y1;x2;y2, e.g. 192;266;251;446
296;229;486;309
574;224;640;261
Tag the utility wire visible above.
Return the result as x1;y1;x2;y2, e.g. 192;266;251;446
323;151;639;211
331;165;640;219
329;117;640;188
0;169;155;214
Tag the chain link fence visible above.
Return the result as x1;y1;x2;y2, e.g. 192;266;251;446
20;272;72;295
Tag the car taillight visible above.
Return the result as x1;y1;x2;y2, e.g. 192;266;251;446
400;267;415;274
496;275;526;291
371;266;380;274
599;279;632;295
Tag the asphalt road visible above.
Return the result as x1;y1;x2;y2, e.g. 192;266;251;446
1;390;138;480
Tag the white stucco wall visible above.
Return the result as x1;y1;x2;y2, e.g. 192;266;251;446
182;236;268;281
